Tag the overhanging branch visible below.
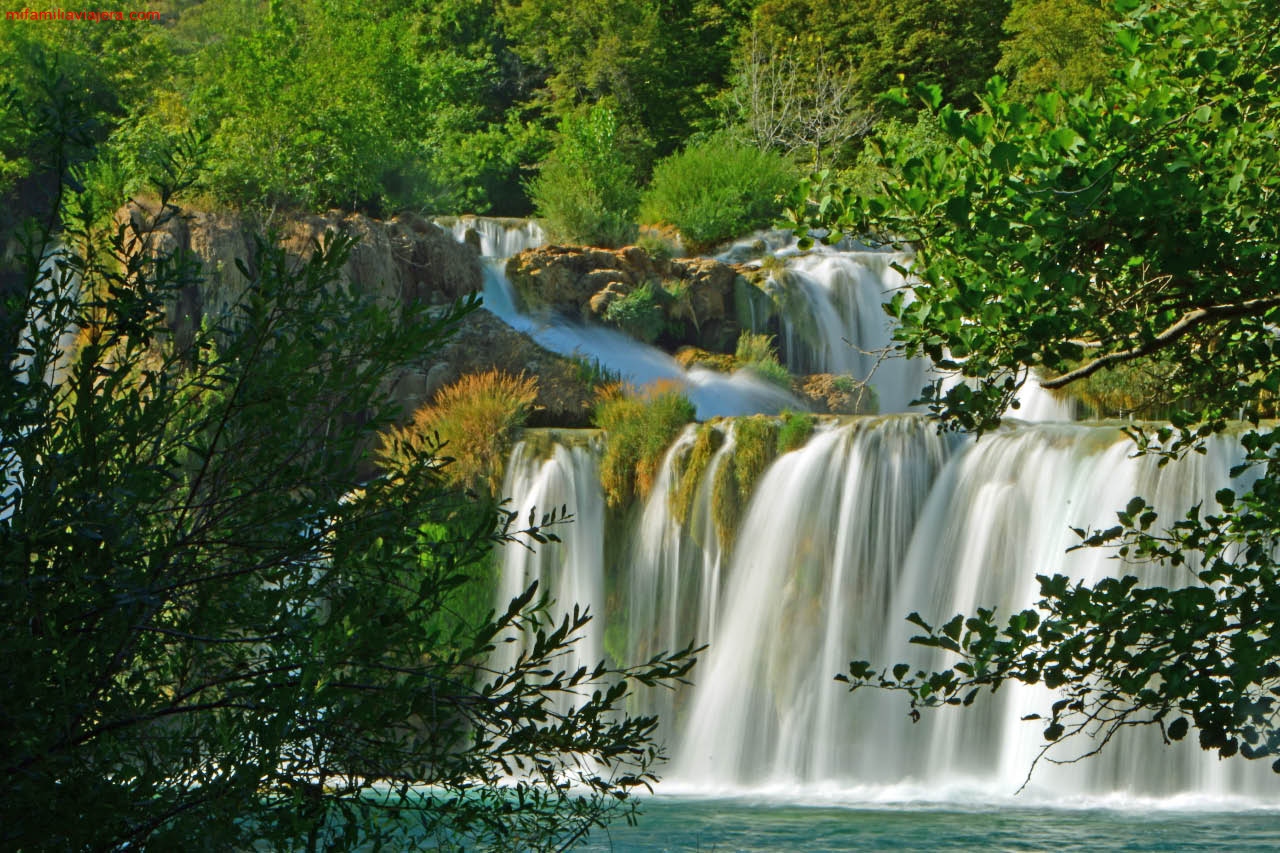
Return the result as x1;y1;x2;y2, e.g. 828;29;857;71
1041;295;1280;390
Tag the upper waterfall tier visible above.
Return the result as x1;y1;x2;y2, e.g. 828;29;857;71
435;215;547;259
496;418;1273;804
443;223;1077;423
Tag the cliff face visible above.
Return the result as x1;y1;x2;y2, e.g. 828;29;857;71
118;200;483;335
116;201;596;426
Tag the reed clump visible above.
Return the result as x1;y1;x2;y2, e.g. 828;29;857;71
735;331;791;389
379;369;538;496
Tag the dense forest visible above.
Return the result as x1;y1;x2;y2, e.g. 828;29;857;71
0;0;1113;236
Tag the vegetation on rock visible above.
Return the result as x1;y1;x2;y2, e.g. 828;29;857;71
593;384;698;509
603;281;669;343
776;409;818;454
639;134;798;252
671;422;726;526
735;331;792;388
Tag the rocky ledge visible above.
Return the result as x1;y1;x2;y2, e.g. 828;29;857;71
505;244;770;353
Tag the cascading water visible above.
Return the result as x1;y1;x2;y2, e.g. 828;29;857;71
445;222;808;419
444;218;1076;422
438;215;547;260
492;418;1274;805
754;249;925;414
459;218;1252;803
493;437;607;691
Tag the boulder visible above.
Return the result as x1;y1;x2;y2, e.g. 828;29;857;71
504;244;758;352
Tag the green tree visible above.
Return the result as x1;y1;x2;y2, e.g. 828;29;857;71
793;0;1280;770
499;0;750;160
750;0;1011;120
188;0;438;213
997;0;1117;100
0;130;696;848
528;105;642;247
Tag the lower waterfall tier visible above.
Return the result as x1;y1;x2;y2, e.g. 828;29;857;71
496;416;1274;801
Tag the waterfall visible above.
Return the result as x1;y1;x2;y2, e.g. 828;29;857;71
475;259;806;420
672;417;951;786
493;418;1274;804
12;244;80;385
494;438;608;691
757;250;927;415
444;219;1076;423
437;215;546;259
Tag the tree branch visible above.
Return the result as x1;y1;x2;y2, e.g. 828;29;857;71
1041;294;1280;389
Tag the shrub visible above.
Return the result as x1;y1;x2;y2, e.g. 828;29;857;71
640;134;798;252
380;370;539;496
603;281;669;343
735;331;792;389
594;384;697;509
636;228;679;261
528;105;641;247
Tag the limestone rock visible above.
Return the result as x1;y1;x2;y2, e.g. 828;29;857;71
504;244;756;352
117;199;483;337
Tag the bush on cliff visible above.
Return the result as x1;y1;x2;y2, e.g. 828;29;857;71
640;134;798;252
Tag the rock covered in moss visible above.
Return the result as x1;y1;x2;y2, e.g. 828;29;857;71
796;374;879;415
504;244;754;352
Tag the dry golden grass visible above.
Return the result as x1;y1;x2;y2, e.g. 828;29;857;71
380;370;538;496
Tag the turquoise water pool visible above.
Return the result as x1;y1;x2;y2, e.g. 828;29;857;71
579;798;1280;851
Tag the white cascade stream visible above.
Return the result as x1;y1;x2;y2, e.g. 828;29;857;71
491;438;608;691
495;418;1275;805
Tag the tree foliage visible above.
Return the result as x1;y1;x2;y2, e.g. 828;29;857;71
793;0;1280;772
0;145;697;847
751;0;1011;119
528;105;643;247
188;0;443;212
996;0;1117;100
499;0;750;160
